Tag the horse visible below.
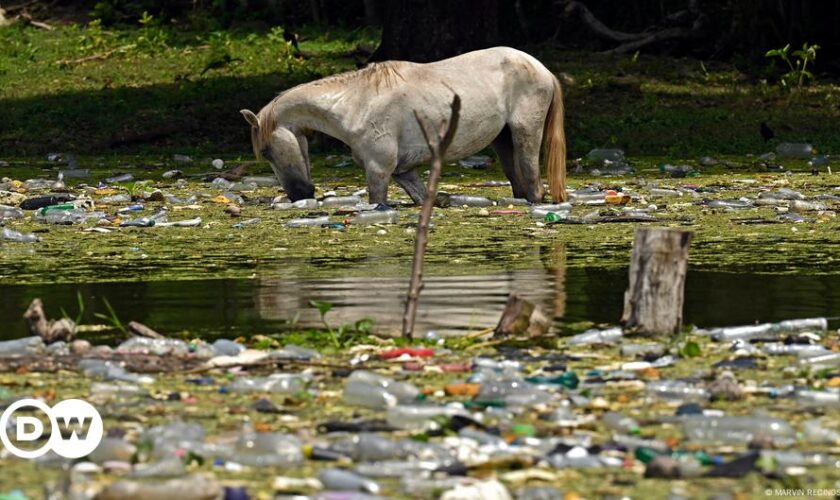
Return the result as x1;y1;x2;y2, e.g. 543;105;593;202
240;46;567;204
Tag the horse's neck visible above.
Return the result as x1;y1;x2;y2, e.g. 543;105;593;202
273;86;356;143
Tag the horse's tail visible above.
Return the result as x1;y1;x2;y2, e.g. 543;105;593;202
543;74;568;202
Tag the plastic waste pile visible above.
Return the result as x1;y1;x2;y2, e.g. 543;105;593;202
0;313;837;497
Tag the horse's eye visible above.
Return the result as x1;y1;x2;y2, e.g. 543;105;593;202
261;147;272;159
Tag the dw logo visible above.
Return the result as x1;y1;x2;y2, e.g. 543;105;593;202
0;399;103;459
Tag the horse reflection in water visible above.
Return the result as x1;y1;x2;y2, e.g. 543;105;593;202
254;244;568;336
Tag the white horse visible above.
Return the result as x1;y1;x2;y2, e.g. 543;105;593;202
241;46;567;204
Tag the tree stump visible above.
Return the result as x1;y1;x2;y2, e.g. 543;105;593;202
621;227;692;335
494;294;550;338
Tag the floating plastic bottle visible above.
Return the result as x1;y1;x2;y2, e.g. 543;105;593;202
708;317;827;341
620;343;665;357
758;188;805;201
96;474;220;500
762;343;828;356
286;216;329;228
706;199;753;209
567;327;623;345
231;431;303;467
474;378;552;407
646;380;709;401
0;336;45;356
211;178;235;190
117;337;196;356
228;373;310;394
212;339;244;356
156;217;202;228
342;371;420;409
803;419;840;444
531;203;572;221
99;194;131;204
681;415;796;444
2;227;39;243
790;200;827;212
88;437;137;463
78;359;154;384
350;210;399;225
321;196;362;207
775;142;814;159
385;405;467;430
649;188;682;197
499;197;530;206
796;389;840;408
241;176;278;187
0;206;24;220
319;468;380;494
448;195;494;207
585;149;625;163
602;411;640;434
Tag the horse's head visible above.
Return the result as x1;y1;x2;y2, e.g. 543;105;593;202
241;109;315;201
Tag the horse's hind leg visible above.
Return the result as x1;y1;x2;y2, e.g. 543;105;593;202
492;126;529;199
393;170;426;205
510;123;546;203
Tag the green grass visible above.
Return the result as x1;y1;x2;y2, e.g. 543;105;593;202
2;22;840;157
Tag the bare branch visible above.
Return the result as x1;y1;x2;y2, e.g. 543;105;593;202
403;94;461;339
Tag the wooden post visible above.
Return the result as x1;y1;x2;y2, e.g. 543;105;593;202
621;227;692;335
402;94;461;339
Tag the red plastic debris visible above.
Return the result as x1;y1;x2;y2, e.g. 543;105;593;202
380;347;436;359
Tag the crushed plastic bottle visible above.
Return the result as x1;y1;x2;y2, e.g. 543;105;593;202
681;415;796;445
211;177;235;190
0;205;24;220
2;227;39;242
585;148;625;163
646;380;709;401
602;411;640;434
350;210;399;225
796;389;840;408
385;404;468;430
78;359;155;384
567;327;623;345
775;142;814;159
707;317;827;341
342;370;420;409
286;216;330;228
0;336;45;356
803;419;840;444
228;373;311;394
319;468;380;494
230;430;303;467
321;195;362;207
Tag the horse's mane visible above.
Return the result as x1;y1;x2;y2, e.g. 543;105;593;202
252;62;407;158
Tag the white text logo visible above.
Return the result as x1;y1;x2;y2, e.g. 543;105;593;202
0;398;103;459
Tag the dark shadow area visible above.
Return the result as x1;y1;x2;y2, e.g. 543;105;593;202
0;72;307;156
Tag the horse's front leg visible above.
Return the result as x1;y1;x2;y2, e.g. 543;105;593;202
364;160;394;205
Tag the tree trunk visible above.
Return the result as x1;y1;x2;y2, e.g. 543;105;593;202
363;0;380;26
621;227;692;335
370;0;499;62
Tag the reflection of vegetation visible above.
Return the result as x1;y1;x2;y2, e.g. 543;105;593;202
60;291;86;325
94;297;127;335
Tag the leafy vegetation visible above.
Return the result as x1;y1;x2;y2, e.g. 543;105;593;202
2;23;840;157
765;42;821;90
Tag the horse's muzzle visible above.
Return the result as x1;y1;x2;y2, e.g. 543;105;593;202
285;178;316;201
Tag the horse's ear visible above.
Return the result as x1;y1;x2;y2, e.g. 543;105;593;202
240;109;260;129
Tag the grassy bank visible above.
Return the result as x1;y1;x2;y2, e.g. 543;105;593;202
2;22;840;157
